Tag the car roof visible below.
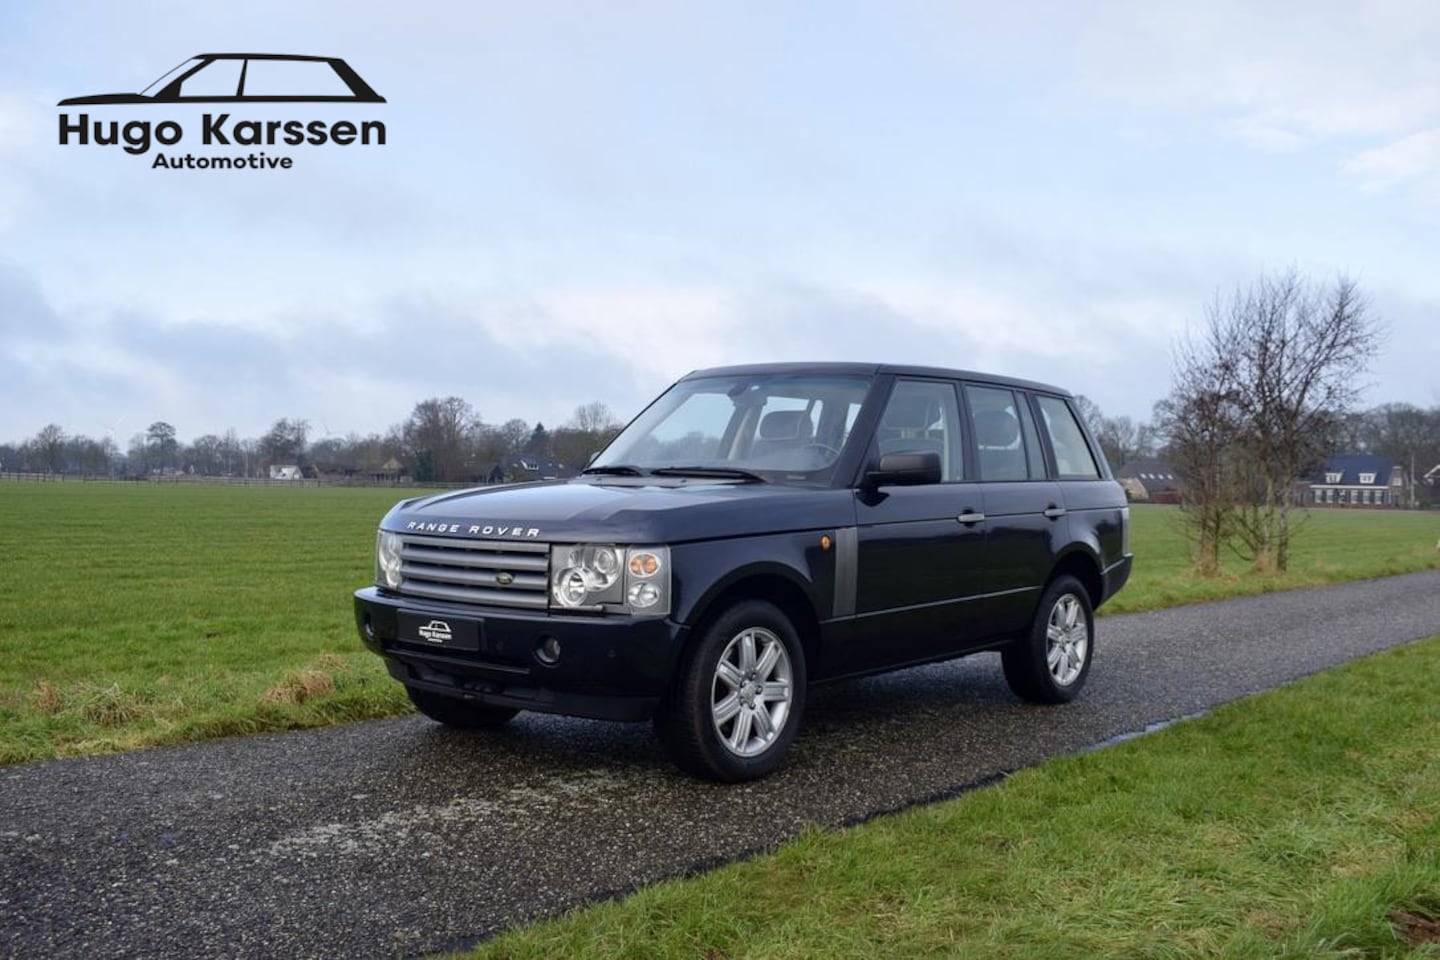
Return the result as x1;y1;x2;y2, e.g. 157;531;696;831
680;362;1072;397
193;53;341;62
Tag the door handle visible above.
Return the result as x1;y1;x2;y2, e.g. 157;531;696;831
1043;505;1067;519
957;511;986;525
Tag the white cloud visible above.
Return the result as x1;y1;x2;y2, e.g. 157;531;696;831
1071;1;1440;141
1345;129;1440;195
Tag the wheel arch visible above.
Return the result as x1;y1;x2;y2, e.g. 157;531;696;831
682;567;823;681
1047;547;1104;610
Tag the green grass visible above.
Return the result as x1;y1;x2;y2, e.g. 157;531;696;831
0;485;1436;764
0;482;413;763
464;636;1440;959
1107;504;1440;613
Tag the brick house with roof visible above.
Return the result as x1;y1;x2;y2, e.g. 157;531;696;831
1114;459;1184;504
1301;454;1406;508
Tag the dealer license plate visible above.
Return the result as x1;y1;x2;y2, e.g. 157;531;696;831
396;610;482;652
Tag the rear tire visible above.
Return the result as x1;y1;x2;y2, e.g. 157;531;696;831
1002;575;1094;704
406;686;519;729
655;600;807;782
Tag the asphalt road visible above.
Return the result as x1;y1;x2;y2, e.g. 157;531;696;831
3;570;1439;959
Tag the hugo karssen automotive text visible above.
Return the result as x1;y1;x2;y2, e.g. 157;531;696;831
58;113;385;170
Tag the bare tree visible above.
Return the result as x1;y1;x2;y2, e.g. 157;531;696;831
570;401;618;435
1072;396;1154;468
1155;364;1244;576
1165;270;1382;573
146;421;179;471
260;418;310;469
497;418;531;454
403;397;476;482
33;423;67;474
549;403;625;471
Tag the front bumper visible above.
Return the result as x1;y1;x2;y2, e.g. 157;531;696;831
353;586;687;722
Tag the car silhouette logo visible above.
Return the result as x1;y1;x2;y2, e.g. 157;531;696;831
417;620;453;644
58;53;385;105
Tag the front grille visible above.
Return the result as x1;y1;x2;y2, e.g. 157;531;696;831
395;534;550;609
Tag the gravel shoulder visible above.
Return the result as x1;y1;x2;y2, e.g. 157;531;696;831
3;571;1438;959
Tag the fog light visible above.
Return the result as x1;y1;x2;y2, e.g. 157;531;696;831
537;635;562;665
627;581;660;609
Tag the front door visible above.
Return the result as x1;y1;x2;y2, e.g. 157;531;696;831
847;379;988;674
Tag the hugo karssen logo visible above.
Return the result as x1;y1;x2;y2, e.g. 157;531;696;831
57;53;386;171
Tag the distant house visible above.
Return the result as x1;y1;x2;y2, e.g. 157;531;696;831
269;464;303;481
501;455;575;482
1113;459;1184;504
371;457;404;484
311;462;359;481
1302;454;1405;507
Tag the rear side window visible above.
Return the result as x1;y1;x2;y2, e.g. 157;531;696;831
1035;396;1100;479
877;380;963;481
241;59;352;98
965;385;1031;481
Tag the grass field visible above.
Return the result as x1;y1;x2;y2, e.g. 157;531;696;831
0;483;1437;764
0;482;414;764
1106;504;1440;613
463;635;1440;959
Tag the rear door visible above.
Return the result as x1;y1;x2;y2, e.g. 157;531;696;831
964;384;1065;636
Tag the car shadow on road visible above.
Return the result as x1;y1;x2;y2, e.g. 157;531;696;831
390;654;1025;785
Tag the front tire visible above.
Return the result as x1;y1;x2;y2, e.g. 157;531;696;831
1002;575;1094;704
655;600;807;782
406;686;519;729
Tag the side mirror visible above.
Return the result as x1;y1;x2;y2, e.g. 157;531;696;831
866;451;942;487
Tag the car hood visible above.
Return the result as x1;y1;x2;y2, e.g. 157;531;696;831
57;93;150;105
381;478;857;544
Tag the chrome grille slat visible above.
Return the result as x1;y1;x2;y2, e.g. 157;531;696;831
396;581;549;609
400;534;548;554
394;535;550;609
401;546;548;571
400;562;547;590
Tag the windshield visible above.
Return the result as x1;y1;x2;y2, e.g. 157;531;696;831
141;58;204;96
593;373;872;482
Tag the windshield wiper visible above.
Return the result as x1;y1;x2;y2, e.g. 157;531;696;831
649;466;767;482
580;464;648;476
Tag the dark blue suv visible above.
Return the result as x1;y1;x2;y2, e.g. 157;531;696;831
355;363;1132;781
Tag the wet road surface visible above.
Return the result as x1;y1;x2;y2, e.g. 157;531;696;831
3;570;1438;958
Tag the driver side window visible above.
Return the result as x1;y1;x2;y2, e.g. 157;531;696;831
876;380;963;481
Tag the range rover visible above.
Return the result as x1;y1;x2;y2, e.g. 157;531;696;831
354;363;1132;781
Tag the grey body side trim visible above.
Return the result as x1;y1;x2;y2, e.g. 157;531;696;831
833;526;858;618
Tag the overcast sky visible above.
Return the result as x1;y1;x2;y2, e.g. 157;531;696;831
2;1;1437;446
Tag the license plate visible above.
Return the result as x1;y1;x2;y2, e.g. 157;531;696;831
396;610;482;651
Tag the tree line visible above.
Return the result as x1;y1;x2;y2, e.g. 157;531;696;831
5;268;1436;578
1;398;623;484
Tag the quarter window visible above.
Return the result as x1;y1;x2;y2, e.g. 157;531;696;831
877;380;963;481
1035;396;1100;479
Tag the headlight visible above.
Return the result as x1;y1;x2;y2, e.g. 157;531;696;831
550;544;624;609
376;530;403;589
549;544;670;615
